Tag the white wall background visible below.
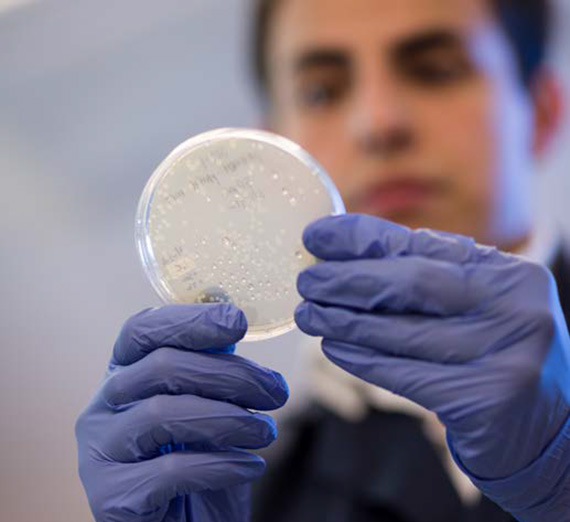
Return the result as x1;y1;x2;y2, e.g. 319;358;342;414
0;1;569;520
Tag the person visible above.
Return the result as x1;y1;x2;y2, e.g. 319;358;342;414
75;0;570;521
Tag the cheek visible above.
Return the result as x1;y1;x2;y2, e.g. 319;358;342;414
425;85;498;204
273;110;357;197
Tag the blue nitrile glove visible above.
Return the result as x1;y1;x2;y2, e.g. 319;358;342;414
295;214;570;522
75;304;288;522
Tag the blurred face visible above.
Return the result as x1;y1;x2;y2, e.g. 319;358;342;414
266;0;538;249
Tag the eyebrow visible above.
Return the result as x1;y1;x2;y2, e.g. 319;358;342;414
291;29;464;75
293;50;349;75
394;29;465;60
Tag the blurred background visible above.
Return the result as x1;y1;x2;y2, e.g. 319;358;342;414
1;1;569;520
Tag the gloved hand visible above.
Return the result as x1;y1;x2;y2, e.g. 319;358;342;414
295;214;570;522
75;304;288;522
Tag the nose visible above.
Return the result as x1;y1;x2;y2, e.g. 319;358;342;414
348;70;414;158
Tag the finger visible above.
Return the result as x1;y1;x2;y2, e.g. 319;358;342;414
101;395;277;462
297;257;485;315
91;451;264;517
113;304;247;366
321;339;471;416
295;301;497;364
303;214;501;264
102;347;289;411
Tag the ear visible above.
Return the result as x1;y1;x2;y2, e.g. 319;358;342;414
530;68;564;157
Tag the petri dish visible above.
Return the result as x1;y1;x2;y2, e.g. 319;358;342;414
135;128;345;341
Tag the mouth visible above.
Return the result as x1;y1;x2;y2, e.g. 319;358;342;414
356;178;445;216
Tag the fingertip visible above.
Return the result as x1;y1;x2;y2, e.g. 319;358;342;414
207;303;248;345
297;263;332;300
294;301;314;336
224;304;249;338
302;215;340;255
270;371;290;408
296;269;310;299
253;412;278;445
294;300;308;323
321;339;347;367
248;368;290;411
213;451;267;483
112;307;155;365
246;453;267;478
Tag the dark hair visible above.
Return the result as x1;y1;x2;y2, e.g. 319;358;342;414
252;0;551;95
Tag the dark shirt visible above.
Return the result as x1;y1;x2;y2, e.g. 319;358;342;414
252;248;570;522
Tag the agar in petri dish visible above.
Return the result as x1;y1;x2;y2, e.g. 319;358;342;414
135;128;345;341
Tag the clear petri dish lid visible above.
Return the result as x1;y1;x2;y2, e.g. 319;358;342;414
135;128;345;341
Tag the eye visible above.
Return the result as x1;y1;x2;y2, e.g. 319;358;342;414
296;78;348;109
404;55;472;87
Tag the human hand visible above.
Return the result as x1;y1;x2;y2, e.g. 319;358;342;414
295;214;570;521
75;304;288;522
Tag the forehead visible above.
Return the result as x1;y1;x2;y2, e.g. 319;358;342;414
269;0;497;55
